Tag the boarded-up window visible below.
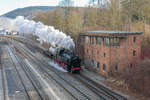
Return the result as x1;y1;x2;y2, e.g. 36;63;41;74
113;38;120;45
97;50;100;58
133;50;136;56
103;64;106;71
104;38;109;45
104;37;120;46
104;53;106;57
115;64;118;72
97;62;100;68
90;37;94;45
96;37;101;44
130;63;133;68
133;37;136;43
92;49;94;57
85;36;89;44
87;49;88;54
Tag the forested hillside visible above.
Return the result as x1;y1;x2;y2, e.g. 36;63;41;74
2;6;56;18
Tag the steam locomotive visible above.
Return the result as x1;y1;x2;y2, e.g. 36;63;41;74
44;45;82;73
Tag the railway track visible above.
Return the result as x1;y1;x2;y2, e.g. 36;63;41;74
8;45;46;100
73;74;116;100
80;74;127;100
0;47;9;100
11;39;100;100
72;74;127;100
0;52;6;100
9;38;127;100
7;46;31;100
1;65;6;100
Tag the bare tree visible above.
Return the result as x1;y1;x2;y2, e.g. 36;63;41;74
58;0;74;7
88;0;109;8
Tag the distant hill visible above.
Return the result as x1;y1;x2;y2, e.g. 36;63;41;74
1;6;56;19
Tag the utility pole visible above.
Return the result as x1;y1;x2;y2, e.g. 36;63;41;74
129;0;131;32
97;0;100;8
97;0;104;8
120;0;131;31
93;0;95;7
119;0;121;9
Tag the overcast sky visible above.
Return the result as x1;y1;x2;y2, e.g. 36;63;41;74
0;0;89;16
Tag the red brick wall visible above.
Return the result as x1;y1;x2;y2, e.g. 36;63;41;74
109;35;142;74
77;34;142;76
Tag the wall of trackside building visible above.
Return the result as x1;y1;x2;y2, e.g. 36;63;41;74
76;32;142;76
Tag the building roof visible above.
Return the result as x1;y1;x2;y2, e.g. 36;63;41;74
87;30;143;34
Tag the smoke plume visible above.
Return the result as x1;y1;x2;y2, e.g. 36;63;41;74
0;16;75;50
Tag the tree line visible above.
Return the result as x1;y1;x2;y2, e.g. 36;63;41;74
33;0;150;43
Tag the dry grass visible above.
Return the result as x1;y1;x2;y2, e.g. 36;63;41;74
104;77;149;100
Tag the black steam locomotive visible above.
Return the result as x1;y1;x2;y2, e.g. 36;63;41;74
45;46;81;73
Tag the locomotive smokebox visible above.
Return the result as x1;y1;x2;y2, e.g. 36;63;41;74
49;47;58;56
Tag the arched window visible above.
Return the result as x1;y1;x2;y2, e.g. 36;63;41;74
104;53;106;57
97;62;100;68
115;64;118;72
133;50;136;56
133;37;136;43
103;64;106;72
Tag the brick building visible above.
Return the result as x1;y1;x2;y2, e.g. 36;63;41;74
77;30;143;76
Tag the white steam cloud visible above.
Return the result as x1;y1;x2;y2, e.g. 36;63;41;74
0;16;75;50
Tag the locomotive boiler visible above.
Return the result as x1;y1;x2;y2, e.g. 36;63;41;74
46;45;81;73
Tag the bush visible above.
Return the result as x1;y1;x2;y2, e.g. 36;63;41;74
120;59;150;96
